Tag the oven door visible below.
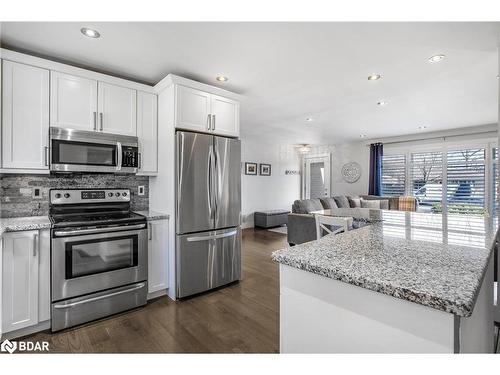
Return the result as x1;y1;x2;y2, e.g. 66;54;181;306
51;224;148;301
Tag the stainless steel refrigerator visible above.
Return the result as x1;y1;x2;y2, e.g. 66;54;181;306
175;131;241;298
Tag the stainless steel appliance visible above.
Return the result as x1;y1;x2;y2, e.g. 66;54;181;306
49;188;147;331
50;127;139;173
176;131;241;298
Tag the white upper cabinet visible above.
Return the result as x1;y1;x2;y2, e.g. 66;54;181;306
175;85;212;133
2;230;40;333
174;84;239;137
2;60;49;170
137;91;158;175
50;71;98;131
98;82;137;136
210;94;239;137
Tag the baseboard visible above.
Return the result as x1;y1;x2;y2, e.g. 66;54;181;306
2;320;51;340
147;289;168;300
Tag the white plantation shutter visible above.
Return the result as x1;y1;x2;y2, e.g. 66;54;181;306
411;151;443;207
446;148;485;214
381;154;406;196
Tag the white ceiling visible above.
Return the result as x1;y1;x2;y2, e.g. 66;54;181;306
1;22;499;145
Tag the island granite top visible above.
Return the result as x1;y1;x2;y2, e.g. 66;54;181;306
272;211;498;317
134;210;170;221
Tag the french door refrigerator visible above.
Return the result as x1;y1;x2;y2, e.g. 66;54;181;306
176;131;241;298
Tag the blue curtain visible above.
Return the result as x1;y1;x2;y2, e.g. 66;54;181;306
368;143;383;196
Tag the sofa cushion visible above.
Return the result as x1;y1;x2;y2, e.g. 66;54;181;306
348;196;361;208
361;199;381;209
320;197;338;209
333;195;350;208
292;199;324;214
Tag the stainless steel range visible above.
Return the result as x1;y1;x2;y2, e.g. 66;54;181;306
49;188;148;332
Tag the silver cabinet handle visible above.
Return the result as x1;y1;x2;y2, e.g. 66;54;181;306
207;114;211;131
53;282;146;309
116;142;122;171
93;111;97;131
100;112;103;131
44;146;49;166
148;224;153;241
212;114;216;131
33;233;39;257
187;229;238;242
53;223;146;237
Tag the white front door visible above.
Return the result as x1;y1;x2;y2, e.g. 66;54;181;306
304;155;331;199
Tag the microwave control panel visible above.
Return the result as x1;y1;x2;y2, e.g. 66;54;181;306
122;146;138;168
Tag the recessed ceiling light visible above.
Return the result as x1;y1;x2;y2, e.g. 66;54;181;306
81;27;100;38
428;54;445;63
305;117;314;122
367;74;382;81
418;125;427;130
359;134;367;138
377;101;388;106
216;75;228;82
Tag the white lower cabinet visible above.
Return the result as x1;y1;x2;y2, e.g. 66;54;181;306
147;219;169;296
1;229;50;335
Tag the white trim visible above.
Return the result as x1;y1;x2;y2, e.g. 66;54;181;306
1;48;155;93
0;168;50;175
154;74;241;100
2;320;51;341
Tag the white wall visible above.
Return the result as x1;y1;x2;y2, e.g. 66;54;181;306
241;136;301;228
308;143;370;196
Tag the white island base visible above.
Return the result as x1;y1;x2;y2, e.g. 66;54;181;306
279;262;494;353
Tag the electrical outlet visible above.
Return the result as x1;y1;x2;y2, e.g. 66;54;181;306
32;187;43;199
138;186;145;196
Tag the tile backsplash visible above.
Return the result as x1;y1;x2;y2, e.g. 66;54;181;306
0;173;149;218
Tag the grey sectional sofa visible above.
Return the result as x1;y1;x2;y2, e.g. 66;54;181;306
287;195;417;245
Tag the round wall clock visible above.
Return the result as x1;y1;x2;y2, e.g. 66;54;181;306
341;162;362;183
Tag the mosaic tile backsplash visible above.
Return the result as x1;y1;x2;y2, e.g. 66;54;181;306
0;173;150;218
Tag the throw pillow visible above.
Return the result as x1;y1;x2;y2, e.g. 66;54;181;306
379;199;389;210
361;199;381;209
320;197;338;209
333;195;350;208
348;197;361;208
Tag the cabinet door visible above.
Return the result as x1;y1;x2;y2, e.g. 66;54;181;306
175;85;211;133
2;61;49;170
137;91;158;175
50;71;98;131
98;82;137;136
210;94;239;137
148;220;169;294
2;231;39;333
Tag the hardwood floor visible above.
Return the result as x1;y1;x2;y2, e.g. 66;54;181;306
24;228;287;353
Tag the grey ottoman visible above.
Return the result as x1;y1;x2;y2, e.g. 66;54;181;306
254;210;290;228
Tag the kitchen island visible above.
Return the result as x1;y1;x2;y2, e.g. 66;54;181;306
272;211;497;353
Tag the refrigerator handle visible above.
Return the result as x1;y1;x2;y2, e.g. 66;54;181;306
207;146;213;220
214;139;221;223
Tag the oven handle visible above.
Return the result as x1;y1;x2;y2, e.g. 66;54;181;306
53;223;146;237
116;141;123;171
53;282;146;309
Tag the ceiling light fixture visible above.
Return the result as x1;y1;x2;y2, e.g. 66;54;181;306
80;27;100;38
359;134;367;138
428;54;445;63
305;117;314;122
418;125;427;130
216;75;228;82
367;74;382;81
377;101;388;106
297;145;311;155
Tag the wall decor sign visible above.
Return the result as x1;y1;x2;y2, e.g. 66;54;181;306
259;163;272;176
341;162;362;183
285;170;300;175
245;162;258;175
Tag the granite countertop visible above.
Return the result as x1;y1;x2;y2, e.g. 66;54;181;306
0;216;52;237
134;210;170;221
272;210;498;317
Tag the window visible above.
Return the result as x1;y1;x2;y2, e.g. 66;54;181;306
381;154;406;196
446;148;485;215
410;151;443;210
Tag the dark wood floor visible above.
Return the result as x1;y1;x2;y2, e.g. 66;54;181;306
25;228;287;353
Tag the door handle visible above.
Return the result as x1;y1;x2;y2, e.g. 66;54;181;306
116;142;122;171
33;233;38;257
44;146;49;166
207;114;211;131
212;114;216;131
100;112;103;131
53;223;146;237
93;111;97;131
187;229;238;242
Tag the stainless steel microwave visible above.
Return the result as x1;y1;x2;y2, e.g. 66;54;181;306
50;127;139;173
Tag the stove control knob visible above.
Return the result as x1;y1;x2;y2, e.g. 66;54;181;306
55;193;61;199
64;193;70;198
115;192;120;197
108;192;113;197
122;192;128;197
